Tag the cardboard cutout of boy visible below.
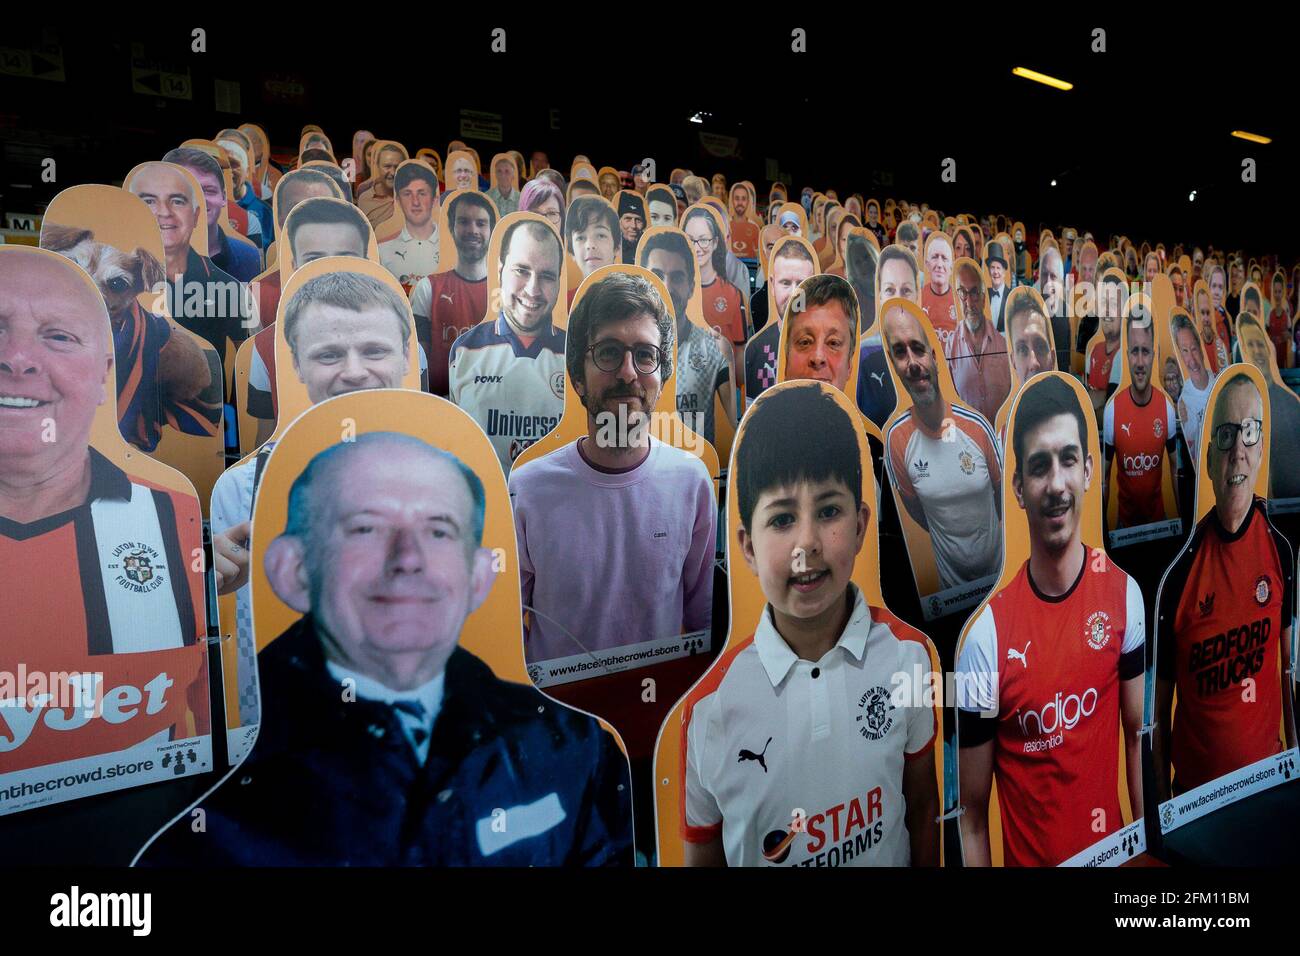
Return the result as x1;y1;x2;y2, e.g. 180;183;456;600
664;380;942;867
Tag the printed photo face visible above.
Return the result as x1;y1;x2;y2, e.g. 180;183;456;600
1125;319;1154;394
955;261;985;325
619;205;645;244
1206;377;1264;535
493;157;516;193
376;149;403;191
643;245;692;320
499;223;562;336
1008;298;1055;381
396;175;435;230
289;299;408;404
1161;357;1182;401
683;214;717;271
450;156;477;191
925;235;953;294
1238;321;1273;374
129;163;200;257
883;303;938;409
1012;401;1092;555
771;245;816;318
0;251;111;468
878;250;919;303
742;462;867;627
575;309;665;423
451;198;493;266
279;440;489;668
570;211;617;277
648;194;676;229
291;215;368;265
784;291;853;392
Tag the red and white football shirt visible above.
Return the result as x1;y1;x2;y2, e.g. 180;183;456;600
1103;388;1176;528
1157;500;1294;792
409;270;488;396
956;549;1144;866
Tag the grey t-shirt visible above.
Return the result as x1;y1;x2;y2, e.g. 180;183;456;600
675;318;730;448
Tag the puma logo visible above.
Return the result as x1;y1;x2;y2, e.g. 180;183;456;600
870;370;886;387
1007;642;1030;667
439;293;456;304
1120;422;1131;437
393;250;407;259
737;737;772;773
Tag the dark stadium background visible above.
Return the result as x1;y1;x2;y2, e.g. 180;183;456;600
1;16;1295;259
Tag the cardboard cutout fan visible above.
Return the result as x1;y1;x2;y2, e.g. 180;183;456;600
954;372;1147;867
878;297;1003;623
0;246;211;818
652;380;943;867
134;389;635;865
212;258;423;764
1099;293;1182;549
41;185;227;512
1148;363;1297;843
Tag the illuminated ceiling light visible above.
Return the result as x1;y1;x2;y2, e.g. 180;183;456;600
1230;130;1271;144
1012;67;1073;91
1050;179;1057;187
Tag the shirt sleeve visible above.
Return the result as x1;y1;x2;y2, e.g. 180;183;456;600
681;461;717;633
249;347;270;391
1121;574;1146;656
683;700;724;840
209;462;251;536
409;276;432;322
975;417;1002;488
885;424;917;503
1102;398;1115;449
955;604;999;715
509;474;536;637
905;641;939;757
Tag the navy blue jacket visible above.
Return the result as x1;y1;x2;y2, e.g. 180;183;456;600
140;616;634;866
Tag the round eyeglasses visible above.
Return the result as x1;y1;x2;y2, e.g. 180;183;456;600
588;340;665;375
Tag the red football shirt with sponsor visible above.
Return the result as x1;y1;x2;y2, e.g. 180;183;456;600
1158;501;1292;792
957;550;1143;866
1103;388;1175;529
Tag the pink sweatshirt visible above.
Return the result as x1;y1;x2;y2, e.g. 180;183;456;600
510;437;716;663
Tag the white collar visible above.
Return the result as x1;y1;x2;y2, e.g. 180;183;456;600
753;584;871;687
325;660;444;727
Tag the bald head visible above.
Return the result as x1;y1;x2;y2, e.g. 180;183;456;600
0;249;113;478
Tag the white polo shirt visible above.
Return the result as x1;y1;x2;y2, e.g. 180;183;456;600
682;586;937;867
379;226;440;287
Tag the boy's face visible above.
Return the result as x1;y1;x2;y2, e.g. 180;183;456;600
740;477;868;626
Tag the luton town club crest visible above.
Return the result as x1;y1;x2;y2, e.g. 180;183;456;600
108;542;166;594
